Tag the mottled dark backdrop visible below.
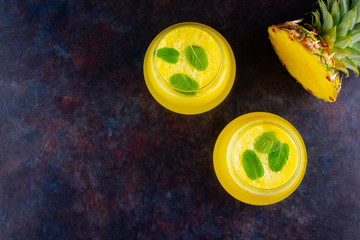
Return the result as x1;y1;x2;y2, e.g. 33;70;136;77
0;0;359;239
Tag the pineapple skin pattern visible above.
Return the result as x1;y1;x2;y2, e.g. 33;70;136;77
269;0;360;102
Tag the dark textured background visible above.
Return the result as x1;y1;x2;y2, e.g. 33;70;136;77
1;0;359;239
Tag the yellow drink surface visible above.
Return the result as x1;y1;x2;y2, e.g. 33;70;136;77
156;26;221;88
232;125;298;189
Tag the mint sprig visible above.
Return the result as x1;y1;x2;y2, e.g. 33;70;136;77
240;131;291;180
253;131;281;154
268;143;290;172
156;47;180;64
242;150;264;180
185;44;208;71
169;73;199;95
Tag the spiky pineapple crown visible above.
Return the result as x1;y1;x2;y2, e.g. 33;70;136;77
312;0;360;76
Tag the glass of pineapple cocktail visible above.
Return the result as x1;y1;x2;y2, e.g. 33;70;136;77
213;112;307;205
143;22;236;115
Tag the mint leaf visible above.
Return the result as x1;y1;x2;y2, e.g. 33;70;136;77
242;150;264;180
268;143;290;172
156;47;180;64
185;44;208;71
253;131;281;153
169;73;199;95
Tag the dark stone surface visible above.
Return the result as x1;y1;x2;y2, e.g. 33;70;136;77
0;0;359;239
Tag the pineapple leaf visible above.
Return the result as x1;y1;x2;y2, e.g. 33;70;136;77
342;57;359;76
319;0;330;23
323;35;334;48
349;32;360;46
351;41;360;51
335;58;350;76
336;66;350;75
333;47;351;58
339;0;349;17
328;25;337;41
351;0;360;9
324;26;337;48
356;7;360;23
345;47;360;58
351;0;360;23
334;57;347;68
337;19;350;36
322;11;334;33
341;8;357;30
327;0;335;9
324;35;335;48
352;0;360;23
331;0;341;25
334;36;352;48
350;57;360;66
312;11;322;31
348;23;360;35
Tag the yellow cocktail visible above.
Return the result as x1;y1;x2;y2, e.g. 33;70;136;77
232;124;299;189
143;22;236;115
213;112;307;205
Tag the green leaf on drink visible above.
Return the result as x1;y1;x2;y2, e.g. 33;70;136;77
169;73;199;95
242;150;264;180
268;143;290;172
185;44;208;71
156;47;180;64
253;131;281;153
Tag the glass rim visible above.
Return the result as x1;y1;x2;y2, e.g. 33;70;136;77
152;23;223;93
227;120;303;194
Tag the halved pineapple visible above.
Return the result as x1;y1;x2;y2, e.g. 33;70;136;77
268;21;341;102
269;0;360;102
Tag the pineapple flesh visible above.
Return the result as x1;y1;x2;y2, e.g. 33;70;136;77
268;0;360;102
